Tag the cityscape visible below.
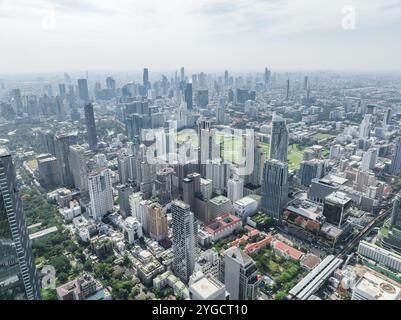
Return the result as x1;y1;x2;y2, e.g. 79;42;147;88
1;0;401;304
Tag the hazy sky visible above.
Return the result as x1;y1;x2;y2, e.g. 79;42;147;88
1;0;401;73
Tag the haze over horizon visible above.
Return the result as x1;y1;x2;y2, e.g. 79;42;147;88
1;0;401;73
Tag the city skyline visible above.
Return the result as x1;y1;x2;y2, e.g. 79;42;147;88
2;0;401;305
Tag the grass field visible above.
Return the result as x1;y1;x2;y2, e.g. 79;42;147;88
287;144;305;170
176;129;199;146
312;133;334;141
176;130;307;169
259;142;270;157
259;142;305;170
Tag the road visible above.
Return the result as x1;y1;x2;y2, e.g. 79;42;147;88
336;206;393;259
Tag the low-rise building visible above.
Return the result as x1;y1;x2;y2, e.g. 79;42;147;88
202;213;242;242
138;260;165;286
272;241;304;261
352;271;401;300
56;274;110;300
234;196;258;221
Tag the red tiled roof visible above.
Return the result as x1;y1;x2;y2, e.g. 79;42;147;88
273;241;304;260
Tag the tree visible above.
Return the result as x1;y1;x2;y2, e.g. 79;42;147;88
122;254;132;268
41;288;58;300
49;256;70;274
57;272;69;285
275;291;287;300
83;260;93;272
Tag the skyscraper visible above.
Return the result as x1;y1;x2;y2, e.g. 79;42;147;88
269;113;288;163
224;70;229;86
383;192;401;252
390;137;401;176
361;148;378;172
77;78;89;104
58;83;66;100
299;159;325;187
264;67;271;87
171;200;197;283
261;159;289;221
84;103;98;151
223;247;258;300
147;202;168;241
285;79;290;100
184;83;193;109
55;133;77;187
227;177;244;203
69;145;89;195
143;68;150;90
106;76;116;91
303;76;309;91
248;142;265;187
391;193;401;230
0;148;41;300
359;115;371;140
384;108;392;126
88;168;113;221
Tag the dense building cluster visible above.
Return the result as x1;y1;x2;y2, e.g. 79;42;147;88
1;68;401;301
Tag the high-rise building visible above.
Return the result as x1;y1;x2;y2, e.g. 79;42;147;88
171;200;197;283
303;76;309;91
384;108;392;126
361;148;377;172
154;167;177;206
143;68;150;90
0;148;41;300
147;202;168;241
383;193;401;252
77;79;89;104
390;193;401;230
390;137;401;176
55;133;77;187
264;67;271;87
299;159;325;187
68;145;88;195
223;247;258;300
106;76;116;91
269;113;288;163
196;89;209;108
37;154;62;189
248;142;265;187
59;83;66;100
285;79;290;100
261;159;289;221
39;129;56;156
184;83;193;110
88;168;113;221
116;184;134;218
323;191;352;228
183;172;201;211
227;177;244;203
224;70;229;86
359;115;371;140
84;103;98;151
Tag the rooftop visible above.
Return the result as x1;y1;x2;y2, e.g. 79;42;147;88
355;272;401;300
210;195;230;205
273;241;304;260
0;147;10;157
190;276;224;299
